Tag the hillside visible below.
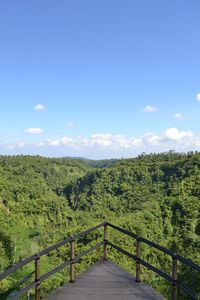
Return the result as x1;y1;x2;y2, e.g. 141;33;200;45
1;152;200;299
0;156;90;269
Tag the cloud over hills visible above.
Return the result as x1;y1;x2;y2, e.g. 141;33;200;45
4;128;200;158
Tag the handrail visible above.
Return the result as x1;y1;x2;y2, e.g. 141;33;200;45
106;222;199;300
75;241;104;262
107;222;200;273
0;222;105;281
7;281;37;300
0;221;200;300
176;254;200;273
0;238;73;281
107;222;174;256
107;241;197;299
74;222;105;240
0;222;106;299
6;271;35;300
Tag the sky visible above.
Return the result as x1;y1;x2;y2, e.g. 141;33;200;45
0;0;200;159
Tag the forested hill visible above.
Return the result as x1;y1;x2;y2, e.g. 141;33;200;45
0;156;91;268
67;152;200;255
1;152;200;299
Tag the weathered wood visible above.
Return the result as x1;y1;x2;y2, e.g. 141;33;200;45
104;223;108;261
172;254;178;300
70;240;75;283
136;237;141;283
35;255;40;300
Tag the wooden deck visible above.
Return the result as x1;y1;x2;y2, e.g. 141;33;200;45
45;260;166;300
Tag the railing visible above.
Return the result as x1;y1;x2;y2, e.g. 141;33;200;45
0;221;200;300
106;222;200;300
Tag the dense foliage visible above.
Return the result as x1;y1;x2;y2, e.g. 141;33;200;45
0;152;200;299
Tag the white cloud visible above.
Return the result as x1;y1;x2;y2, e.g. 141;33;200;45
40;134;144;149
112;135;132;148
164;127;192;141
34;104;46;111
30;128;199;150
130;138;143;148
66;121;75;128
3;128;200;158
172;113;186;120
91;134;113;147
6;140;27;149
142;105;158;113
143;133;162;146
196;92;200;102
25;128;44;135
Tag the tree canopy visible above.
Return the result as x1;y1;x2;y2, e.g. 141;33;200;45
0;152;200;299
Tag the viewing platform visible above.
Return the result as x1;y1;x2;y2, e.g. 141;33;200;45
1;221;200;299
45;260;166;300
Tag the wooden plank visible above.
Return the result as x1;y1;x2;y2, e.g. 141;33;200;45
45;260;166;300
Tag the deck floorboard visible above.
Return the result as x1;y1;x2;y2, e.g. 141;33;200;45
45;260;166;300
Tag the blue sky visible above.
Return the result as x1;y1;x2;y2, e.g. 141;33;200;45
0;0;200;159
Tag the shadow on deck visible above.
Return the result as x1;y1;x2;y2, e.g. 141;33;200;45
45;260;166;300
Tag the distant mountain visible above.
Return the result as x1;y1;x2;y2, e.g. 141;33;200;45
63;156;119;168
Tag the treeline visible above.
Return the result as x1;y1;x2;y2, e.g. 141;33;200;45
0;152;200;299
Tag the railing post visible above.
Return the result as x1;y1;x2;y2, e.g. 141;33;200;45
35;254;40;300
69;238;75;283
103;222;108;261
136;236;141;283
172;253;178;300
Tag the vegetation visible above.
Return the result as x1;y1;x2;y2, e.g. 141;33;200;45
0;152;200;299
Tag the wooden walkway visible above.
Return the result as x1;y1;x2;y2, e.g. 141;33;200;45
45;260;166;300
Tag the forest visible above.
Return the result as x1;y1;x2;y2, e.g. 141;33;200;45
0;152;200;299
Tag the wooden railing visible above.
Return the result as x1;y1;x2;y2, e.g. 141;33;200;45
0;221;200;300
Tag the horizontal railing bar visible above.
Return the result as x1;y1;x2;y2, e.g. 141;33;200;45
108;241;198;299
40;260;71;283
0;238;73;281
140;258;172;282
107;223;174;256
139;237;174;256
38;237;73;257
0;254;37;281
6;271;35;299
108;223;200;272
141;260;198;299
176;281;197;300
15;271;35;289
176;254;200;273
108;241;172;282
7;281;36;300
6;241;104;299
74;222;105;240
5;242;104;299
40;242;104;285
18;271;35;284
107;222;138;239
107;241;137;260
6;270;35;299
75;242;104;262
40;222;104;256
0;223;104;280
